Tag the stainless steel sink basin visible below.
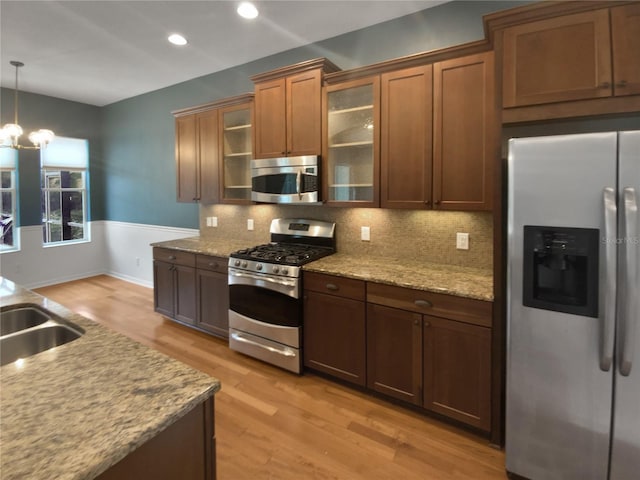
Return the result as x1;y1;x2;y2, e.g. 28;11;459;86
0;306;49;335
0;304;84;366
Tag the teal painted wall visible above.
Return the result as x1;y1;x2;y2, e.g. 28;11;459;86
0;89;101;226
3;1;531;229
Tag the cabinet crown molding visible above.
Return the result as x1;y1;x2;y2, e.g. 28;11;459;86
172;92;254;117
250;57;341;83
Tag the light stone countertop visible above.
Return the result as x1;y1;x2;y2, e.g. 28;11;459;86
151;237;493;301
0;278;220;480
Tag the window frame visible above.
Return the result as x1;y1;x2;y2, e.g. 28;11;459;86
0;165;18;252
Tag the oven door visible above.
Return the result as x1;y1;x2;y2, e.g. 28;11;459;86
251;156;318;204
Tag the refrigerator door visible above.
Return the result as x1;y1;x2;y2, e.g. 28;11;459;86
610;130;640;480
506;132;617;480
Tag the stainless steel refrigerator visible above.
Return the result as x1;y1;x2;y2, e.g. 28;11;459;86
506;131;639;479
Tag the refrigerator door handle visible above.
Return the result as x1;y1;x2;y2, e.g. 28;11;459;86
602;187;617;372
620;187;638;376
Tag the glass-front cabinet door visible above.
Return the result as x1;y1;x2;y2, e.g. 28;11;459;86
220;102;253;203
323;77;380;206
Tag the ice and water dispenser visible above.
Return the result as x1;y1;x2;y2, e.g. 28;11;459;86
522;226;600;318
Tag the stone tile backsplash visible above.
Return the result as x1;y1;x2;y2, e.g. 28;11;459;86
200;204;493;270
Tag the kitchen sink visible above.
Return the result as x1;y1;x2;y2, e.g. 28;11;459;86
0;306;50;336
0;304;84;366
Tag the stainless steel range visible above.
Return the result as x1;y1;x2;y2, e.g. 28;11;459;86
228;218;335;373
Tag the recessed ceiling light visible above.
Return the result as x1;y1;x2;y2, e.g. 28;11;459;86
168;33;188;46
237;2;259;19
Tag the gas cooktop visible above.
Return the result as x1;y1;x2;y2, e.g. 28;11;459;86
231;243;334;266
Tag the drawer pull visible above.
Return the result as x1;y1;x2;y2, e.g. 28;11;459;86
424;321;431;327
616;80;627;88
168;255;176;261
599;82;611;89
326;283;339;291
414;299;432;308
208;262;218;268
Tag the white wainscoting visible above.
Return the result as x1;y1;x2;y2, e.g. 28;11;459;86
0;221;198;289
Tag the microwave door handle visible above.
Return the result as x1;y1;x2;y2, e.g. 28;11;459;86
602;187;617;372
296;169;302;200
620;187;638;376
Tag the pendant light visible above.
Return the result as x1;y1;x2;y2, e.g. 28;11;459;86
1;60;55;150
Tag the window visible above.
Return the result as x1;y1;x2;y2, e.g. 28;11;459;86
0;148;18;251
41;137;89;245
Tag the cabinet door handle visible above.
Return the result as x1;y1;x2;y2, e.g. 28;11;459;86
414;319;420;326
425;200;431;206
434;200;441;205
208;262;218;268
616;80;628;88
168;255;176;260
326;283;339;291
599;82;611;89
414;299;432;308
424;321;431;327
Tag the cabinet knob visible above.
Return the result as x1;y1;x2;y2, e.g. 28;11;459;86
425;200;431;206
414;319;420;326
434;200;441;205
424;321;431;327
599;82;611;89
208;262;217;268
616;80;628;88
414;299;432;308
168;255;176;260
326;283;339;291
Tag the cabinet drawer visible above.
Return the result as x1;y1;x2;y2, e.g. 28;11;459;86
304;272;365;301
367;282;492;327
153;248;196;267
196;254;228;273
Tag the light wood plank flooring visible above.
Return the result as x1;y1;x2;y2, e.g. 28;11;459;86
35;275;507;480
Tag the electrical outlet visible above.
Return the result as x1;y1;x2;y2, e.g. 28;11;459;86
210;216;218;227
247;218;254;231
206;217;212;227
456;232;469;250
361;226;371;242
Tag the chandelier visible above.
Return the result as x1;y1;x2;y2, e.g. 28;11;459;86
1;60;54;150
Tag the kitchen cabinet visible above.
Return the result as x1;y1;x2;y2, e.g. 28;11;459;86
380;65;433;209
500;3;640;121
219;101;253;203
174;108;219;203
252;58;340;159
173;94;254;205
196;254;229;338
380;52;495;211
303;272;366;386
366;282;492;431
433;51;496;211
153;248;197;326
96;397;216;480
323;76;380;206
366;303;423;405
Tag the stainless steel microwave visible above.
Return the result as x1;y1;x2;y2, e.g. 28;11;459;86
251;155;319;204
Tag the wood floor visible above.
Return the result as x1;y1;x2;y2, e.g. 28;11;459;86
35;275;507;480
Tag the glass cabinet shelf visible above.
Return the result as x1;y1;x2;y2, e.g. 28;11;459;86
330;140;374;148
328;105;374;115
222;104;252;202
224;152;252;157
224;124;251;131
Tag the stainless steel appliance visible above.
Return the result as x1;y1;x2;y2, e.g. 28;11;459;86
228;218;335;373
507;131;639;479
251;155;319;204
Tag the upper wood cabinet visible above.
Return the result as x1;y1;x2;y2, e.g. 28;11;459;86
252;58;340;158
498;2;640;120
173;94;254;205
175;108;219;203
323;76;380;207
380;65;434;209
433;51;496;211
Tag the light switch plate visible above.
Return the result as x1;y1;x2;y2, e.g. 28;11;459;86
456;232;469;250
210;216;218;228
247;219;254;231
206;217;212;227
361;226;371;241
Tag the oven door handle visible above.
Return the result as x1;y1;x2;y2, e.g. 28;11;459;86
296;169;302;200
231;332;297;357
228;270;297;288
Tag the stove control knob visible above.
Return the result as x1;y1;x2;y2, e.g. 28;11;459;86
256;263;263;271
273;266;280;274
241;261;248;268
234;260;241;267
282;268;289;276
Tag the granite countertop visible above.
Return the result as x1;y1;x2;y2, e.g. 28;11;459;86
151;237;493;301
0;278;221;480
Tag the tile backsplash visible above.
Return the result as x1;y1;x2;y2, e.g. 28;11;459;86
200;204;493;270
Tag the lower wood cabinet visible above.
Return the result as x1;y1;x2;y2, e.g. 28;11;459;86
303;271;493;432
96;397;216;480
303;273;366;386
153;248;228;339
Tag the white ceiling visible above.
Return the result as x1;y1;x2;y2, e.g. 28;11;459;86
0;0;447;107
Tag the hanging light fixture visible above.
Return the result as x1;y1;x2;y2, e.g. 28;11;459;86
1;60;55;150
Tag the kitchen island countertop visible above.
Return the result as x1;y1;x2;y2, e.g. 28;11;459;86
0;277;220;480
152;236;493;301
